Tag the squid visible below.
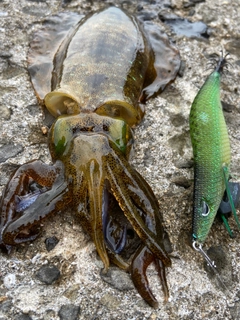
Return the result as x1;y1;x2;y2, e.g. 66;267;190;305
0;7;180;307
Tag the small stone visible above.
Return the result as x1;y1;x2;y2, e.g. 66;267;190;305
41;126;48;135
27;104;41;117
99;293;121;309
0;105;11;120
14;314;33;320
0;296;7;303
35;264;60;285
100;267;134;291
45;236;59;252
178;60;186;77
222;101;235;113
174;159;194;169
58;304;81;320
0;51;12;59
3;273;16;289
62;0;72;5
0;143;23;163
63;285;80;300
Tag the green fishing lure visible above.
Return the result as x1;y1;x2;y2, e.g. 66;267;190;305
190;54;240;247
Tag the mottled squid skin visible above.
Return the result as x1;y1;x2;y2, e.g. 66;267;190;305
0;7;180;308
190;65;231;244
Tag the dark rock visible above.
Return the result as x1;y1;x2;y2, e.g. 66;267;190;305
178;60;186;77
35;264;60;285
137;10;158;22
188;9;196;16
26;104;41;117
100;267;134;291
0;143;23;163
58;304;81;320
158;12;179;22
136;4;143;11
62;0;73;5
45;236;59;252
14;314;33;320
0;51;12;59
222;101;235;113
183;0;205;8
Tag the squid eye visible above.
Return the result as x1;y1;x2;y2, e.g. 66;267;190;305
201;201;210;216
108;120;132;155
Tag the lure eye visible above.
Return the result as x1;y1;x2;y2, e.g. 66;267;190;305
201;201;210;216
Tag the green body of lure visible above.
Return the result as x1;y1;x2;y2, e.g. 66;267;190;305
189;68;231;244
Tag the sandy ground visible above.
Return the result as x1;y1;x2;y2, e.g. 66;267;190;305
0;0;239;319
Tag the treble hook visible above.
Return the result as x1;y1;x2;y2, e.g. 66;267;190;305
192;241;216;268
192;241;231;295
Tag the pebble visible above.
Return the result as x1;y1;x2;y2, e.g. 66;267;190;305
3;273;16;289
100;267;134;291
35;264;60;285
0;143;23;163
58;304;81;320
45;236;59;252
0;105;11;120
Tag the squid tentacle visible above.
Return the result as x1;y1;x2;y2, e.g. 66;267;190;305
105;152;170;267
76;175;129;271
107;250;130;270
87;159;110;271
131;245;158;308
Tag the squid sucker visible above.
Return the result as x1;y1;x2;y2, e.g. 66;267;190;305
0;7;180;308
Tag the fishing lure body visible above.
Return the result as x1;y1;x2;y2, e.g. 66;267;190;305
190;56;240;245
0;7;181;308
